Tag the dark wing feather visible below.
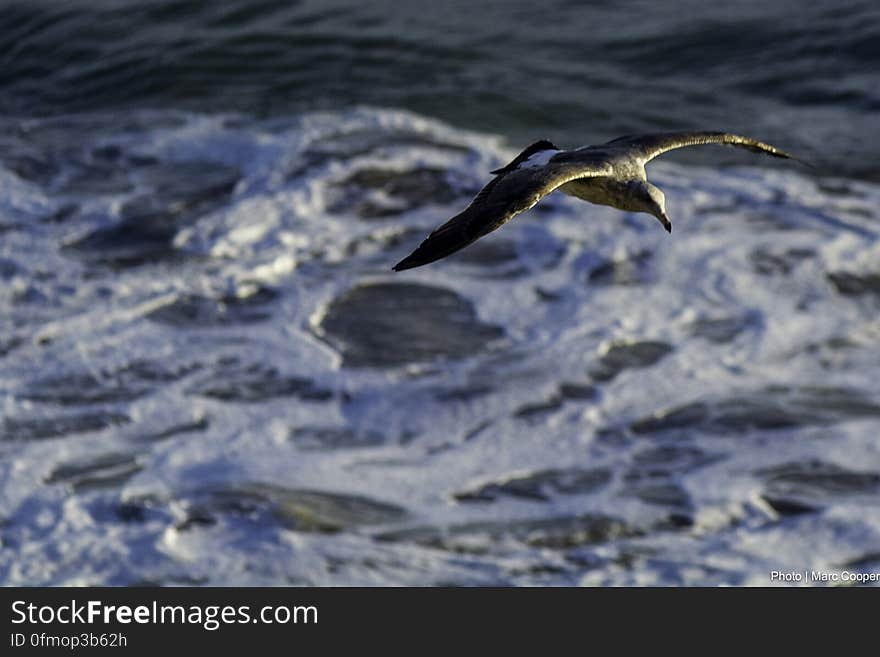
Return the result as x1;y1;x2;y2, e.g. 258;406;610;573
393;159;611;271
605;131;808;165
490;139;559;175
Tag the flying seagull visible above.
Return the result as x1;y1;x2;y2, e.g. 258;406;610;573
392;131;806;271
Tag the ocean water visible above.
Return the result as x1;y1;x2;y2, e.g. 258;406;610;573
1;1;879;586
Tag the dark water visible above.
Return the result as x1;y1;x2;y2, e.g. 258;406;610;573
2;0;879;177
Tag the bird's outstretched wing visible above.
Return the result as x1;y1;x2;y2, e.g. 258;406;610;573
393;158;611;271
605;131;807;165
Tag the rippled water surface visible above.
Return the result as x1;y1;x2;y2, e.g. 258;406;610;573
4;0;880;177
0;1;878;586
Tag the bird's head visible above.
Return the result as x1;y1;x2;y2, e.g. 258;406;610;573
632;181;671;233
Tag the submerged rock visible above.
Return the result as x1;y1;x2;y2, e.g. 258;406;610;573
620;444;718;511
63;214;180;268
2;412;131;441
558;383;598;400
513;396;563;421
329;166;462;219
750;248;814;276
590;340;674;382
377;513;639;553
290;426;385;450
23;360;199;406
454;467;612;503
45;452;143;492
827;271;880;297
433;384;495;402
630;402;712;435
187;361;332;403
758;460;880;505
630;386;880;435
135;417;210;443
62;162;239;268
687;314;756;344
625;482;692;509
315;282;504;368
587;249;653;286
451;238;520;268
146;286;279;327
631;444;721;472
179;484;409;534
449;237;530;277
0;336;25;358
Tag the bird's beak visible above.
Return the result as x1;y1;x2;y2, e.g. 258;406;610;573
656;212;672;233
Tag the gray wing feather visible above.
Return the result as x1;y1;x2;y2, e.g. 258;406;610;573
606;131;804;164
393;159;611;271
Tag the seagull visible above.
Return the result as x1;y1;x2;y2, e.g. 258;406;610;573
392;131;806;271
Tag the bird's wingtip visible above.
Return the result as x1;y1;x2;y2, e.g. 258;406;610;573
772;147;814;169
392;257;414;272
781;152;815;170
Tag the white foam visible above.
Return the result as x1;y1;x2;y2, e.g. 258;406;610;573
1;108;879;585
